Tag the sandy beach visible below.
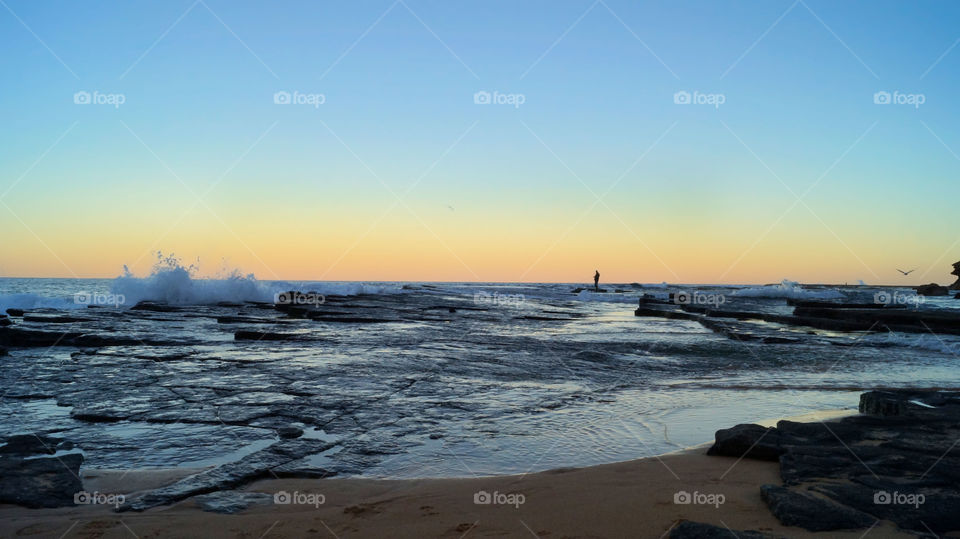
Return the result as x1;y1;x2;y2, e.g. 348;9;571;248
0;410;916;539
1;450;912;539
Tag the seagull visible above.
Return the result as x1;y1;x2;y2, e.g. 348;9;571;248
896;268;917;276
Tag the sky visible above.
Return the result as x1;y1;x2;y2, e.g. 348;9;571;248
1;0;958;284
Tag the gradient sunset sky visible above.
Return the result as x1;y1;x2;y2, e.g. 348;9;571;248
1;0;958;284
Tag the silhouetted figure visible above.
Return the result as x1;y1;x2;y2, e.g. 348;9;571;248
594;270;600;292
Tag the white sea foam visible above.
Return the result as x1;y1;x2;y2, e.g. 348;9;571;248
732;279;844;300
0;293;84;313
109;253;403;306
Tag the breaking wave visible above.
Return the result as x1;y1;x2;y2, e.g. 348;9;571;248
732;279;844;300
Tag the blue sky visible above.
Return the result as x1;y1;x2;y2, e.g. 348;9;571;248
1;0;958;283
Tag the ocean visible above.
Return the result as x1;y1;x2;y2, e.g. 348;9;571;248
2;272;959;479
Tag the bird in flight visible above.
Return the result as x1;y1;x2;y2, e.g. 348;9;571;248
896;268;916;276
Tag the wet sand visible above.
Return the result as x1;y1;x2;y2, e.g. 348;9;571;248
0;445;911;538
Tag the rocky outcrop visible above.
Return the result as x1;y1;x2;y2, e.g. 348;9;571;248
708;390;960;534
0;434;83;508
916;283;949;296
760;485;875;531
706;424;782;461
951;261;960;289
119;438;335;511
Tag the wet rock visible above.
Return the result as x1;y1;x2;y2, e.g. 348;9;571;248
706;424;782;461
916;283;949;296
0;346;7;356
0;434;83;508
760;485;875;531
234;330;305;341
192;491;273;514
119;438;336;511
217;316;288;324
23;315;95;324
278;426;304;439
708;390;960;533
308;315;396;323
0;327;169;348
5;308;24;316
130;301;184;312
669;521;783;539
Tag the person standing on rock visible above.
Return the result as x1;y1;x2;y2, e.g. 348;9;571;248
594;270;600;292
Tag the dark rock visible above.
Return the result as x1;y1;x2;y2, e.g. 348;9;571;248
811;480;960;533
277;426;303;439
0;318;11;327
0;346;7;356
216;316;288;325
5;308;24;316
669;521;783;538
22;315;95;324
916;283;949;296
192;491;273;514
951;261;960;290
760;485;875;531
707;424;782;461
0;434;84;508
119;438;335;511
234;330;306;341
707;391;960;533
0;327;169;348
308;315;396;323
130;301;183;312
786;299;895;309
